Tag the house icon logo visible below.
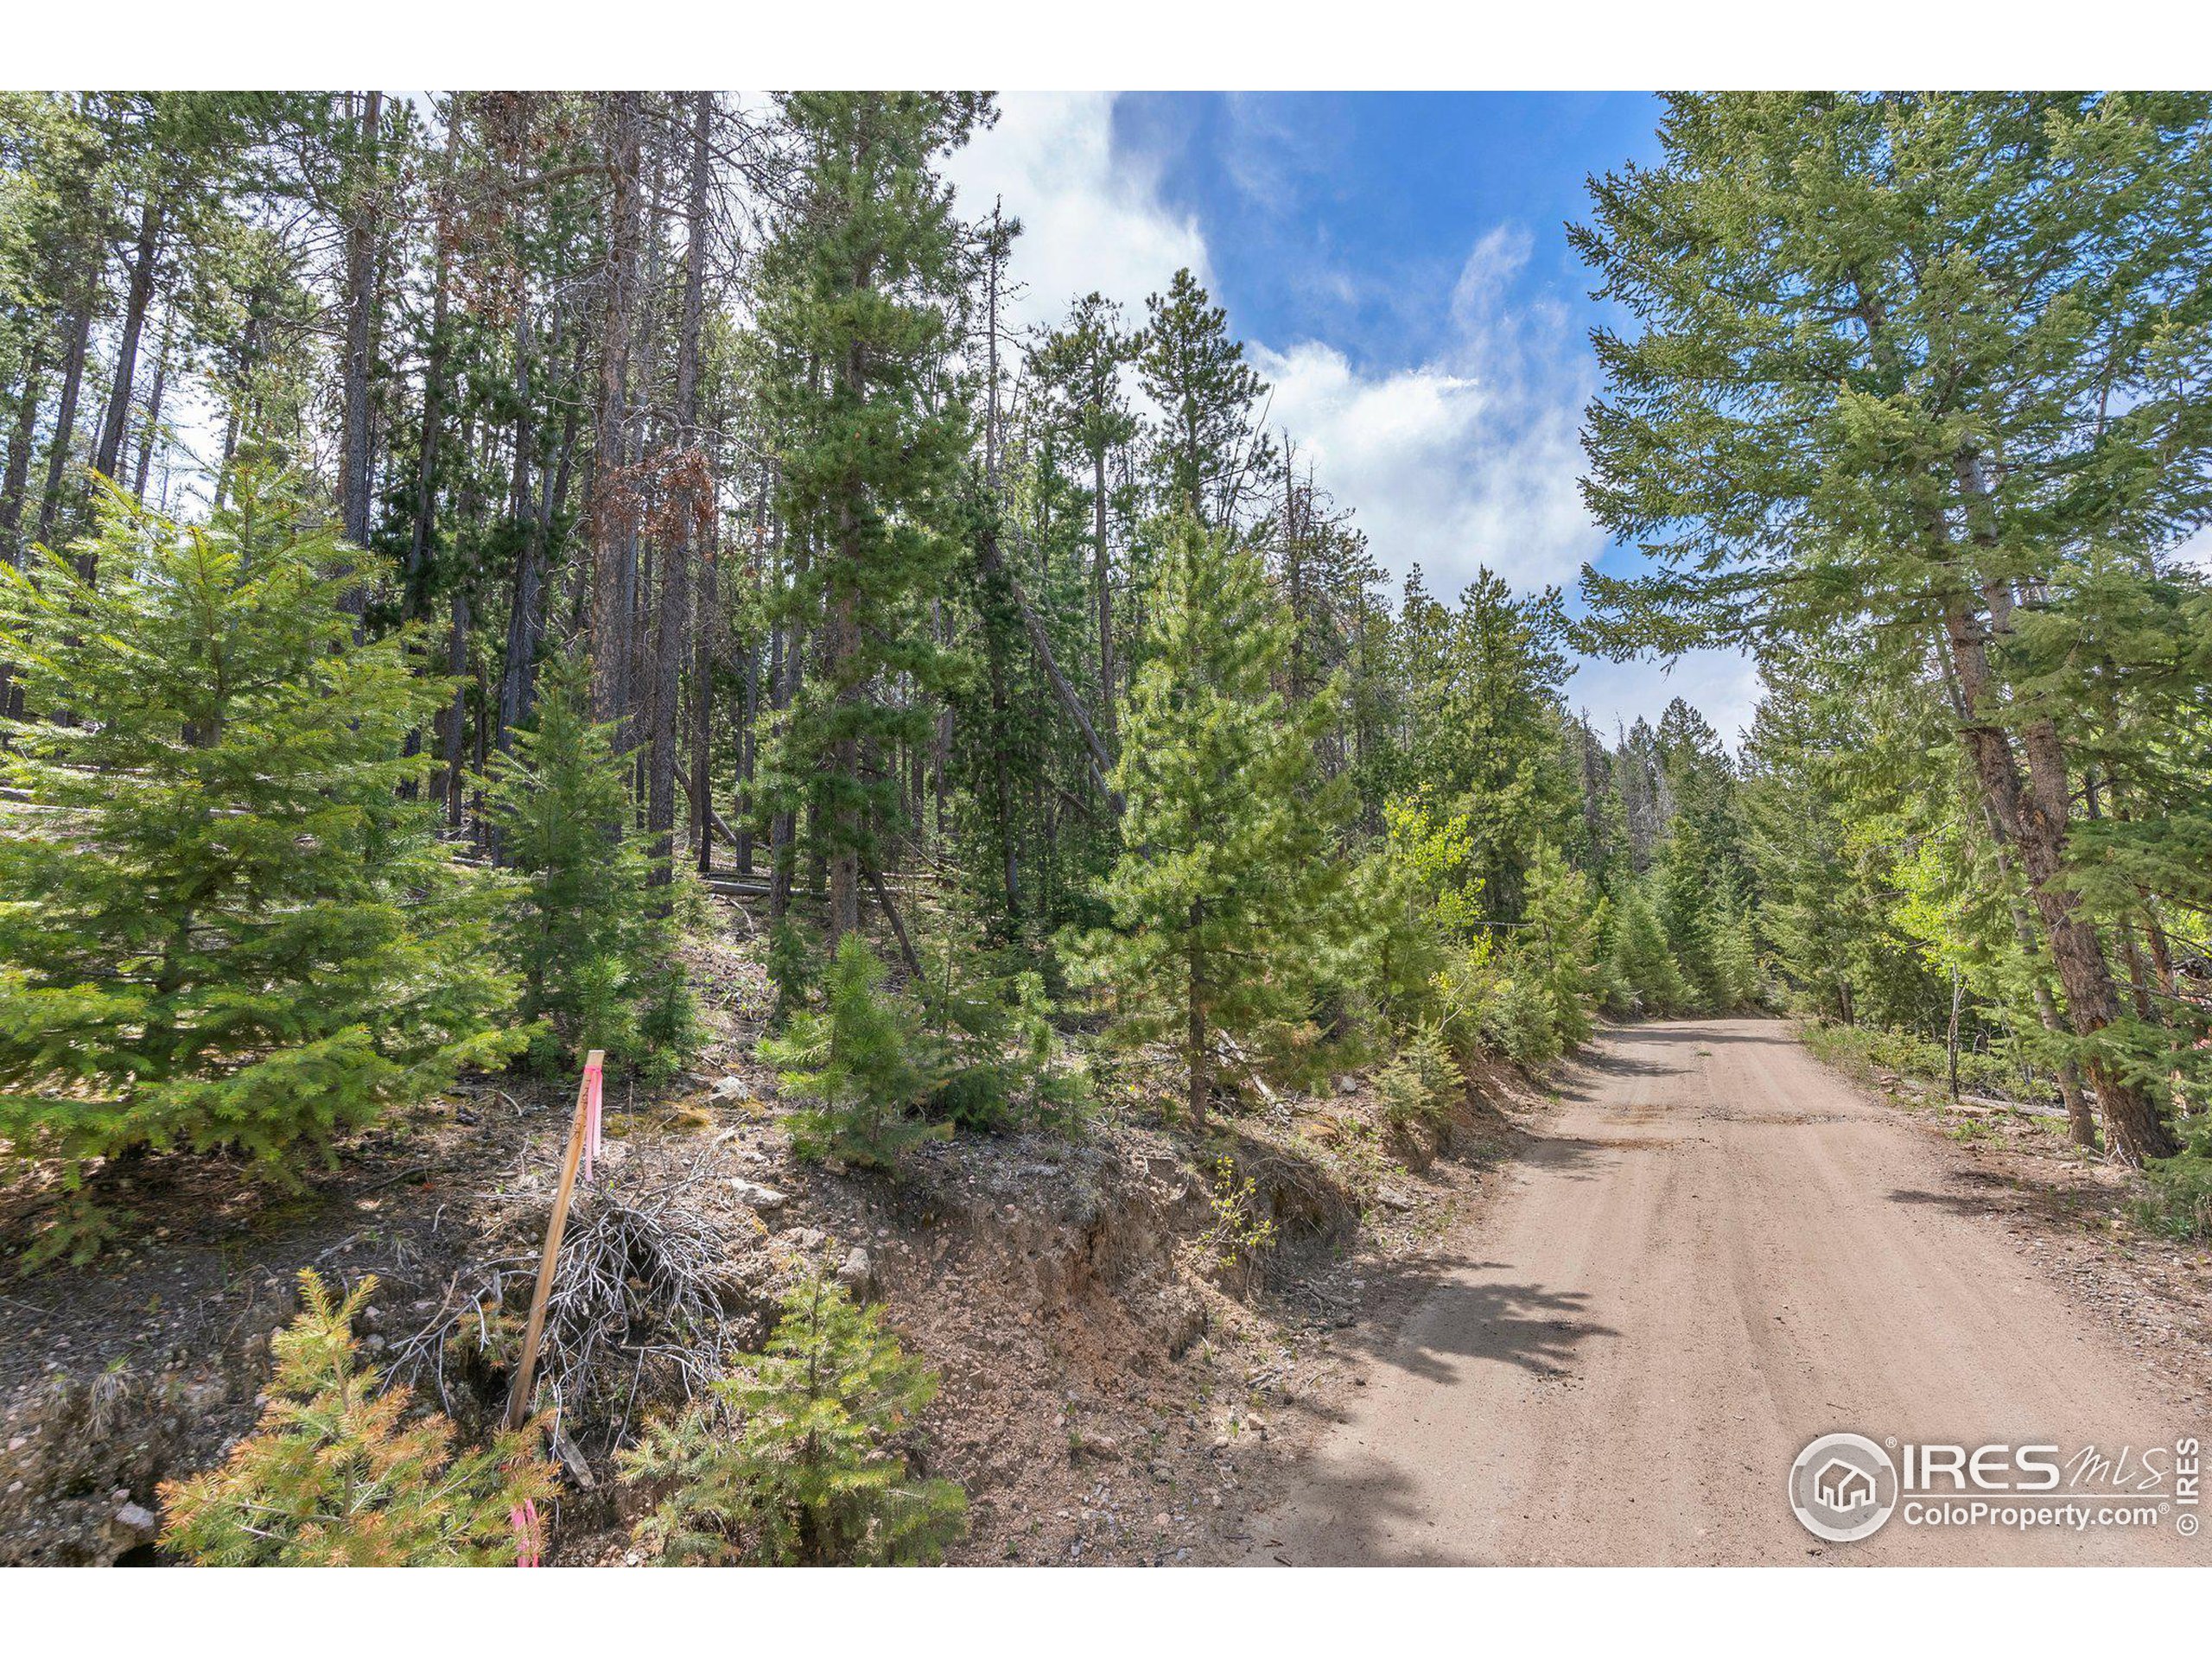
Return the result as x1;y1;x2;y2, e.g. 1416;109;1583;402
1815;1458;1878;1512
1790;1433;1899;1542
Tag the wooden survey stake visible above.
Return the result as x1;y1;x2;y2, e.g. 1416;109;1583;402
505;1050;604;1432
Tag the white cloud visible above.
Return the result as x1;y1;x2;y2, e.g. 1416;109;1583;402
943;92;1208;333
944;95;1748;741
1256;224;1603;595
1566;649;1766;753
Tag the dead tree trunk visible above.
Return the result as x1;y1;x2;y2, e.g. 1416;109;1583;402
649;92;712;893
588;92;645;742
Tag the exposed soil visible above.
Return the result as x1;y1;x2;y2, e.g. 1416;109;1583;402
0;900;1540;1567
1240;1017;2212;1566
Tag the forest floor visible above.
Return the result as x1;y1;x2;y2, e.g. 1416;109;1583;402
10;972;2206;1567
1236;1016;2212;1565
0;897;1547;1566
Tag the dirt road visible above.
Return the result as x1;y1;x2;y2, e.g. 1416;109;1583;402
1249;1019;2208;1565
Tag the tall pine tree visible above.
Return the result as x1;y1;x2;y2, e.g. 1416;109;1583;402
753;92;987;944
1082;516;1346;1123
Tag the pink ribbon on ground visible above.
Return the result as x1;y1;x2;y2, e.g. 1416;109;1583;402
579;1055;605;1185
512;1497;542;1567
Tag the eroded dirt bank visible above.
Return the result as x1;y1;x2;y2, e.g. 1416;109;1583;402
0;918;1531;1566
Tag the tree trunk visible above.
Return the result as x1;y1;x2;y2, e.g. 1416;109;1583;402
984;512;1121;808
1094;444;1116;750
865;866;924;981
767;527;806;926
497;320;582;754
588;92;645;742
440;416;485;827
129;308;175;503
404;140;456;627
827;568;861;944
339;92;382;559
649;92;712;894
825;236;870;945
1186;918;1208;1129
0;345;48;718
694;544;720;875
93;194;165;486
37;285;93;555
2144;907;2179;1001
441;581;471;827
1941;600;2174;1162
1;342;44;561
1946;974;1963;1101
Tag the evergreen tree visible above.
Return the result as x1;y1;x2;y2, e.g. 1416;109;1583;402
159;1269;556;1566
760;935;948;1168
622;1275;966;1566
1605;878;1689;1017
480;653;693;1076
1574;91;2212;1161
0;479;520;1259
1081;516;1347;1123
1136;269;1273;527
753;92;987;944
1031;291;1138;748
1400;568;1580;924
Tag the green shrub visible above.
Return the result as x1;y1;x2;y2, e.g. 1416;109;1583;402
761;937;949;1168
1201;1156;1279;1295
2138;1119;2212;1241
924;953;1090;1134
1377;1021;1462;1131
1434;939;1575;1072
621;1276;966;1565
159;1269;556;1565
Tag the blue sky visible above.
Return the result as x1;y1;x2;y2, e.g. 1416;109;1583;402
1110;92;1660;371
945;91;1764;744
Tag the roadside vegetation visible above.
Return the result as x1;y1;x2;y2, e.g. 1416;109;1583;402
2;90;2209;1564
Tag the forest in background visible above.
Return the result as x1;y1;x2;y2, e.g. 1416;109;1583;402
2;91;2209;1483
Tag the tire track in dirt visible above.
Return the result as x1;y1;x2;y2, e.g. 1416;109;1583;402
1246;1018;2209;1565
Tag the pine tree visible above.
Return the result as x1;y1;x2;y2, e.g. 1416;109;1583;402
1516;837;1603;1049
1137;269;1273;527
1605;878;1688;1017
1574;92;2212;1162
0;478;520;1259
1081;516;1348;1123
760;935;948;1168
753;92;986;944
1400;569;1580;924
159;1269;556;1566
480;653;693;1076
1377;1020;1461;1132
1031;291;1139;747
621;1275;966;1566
